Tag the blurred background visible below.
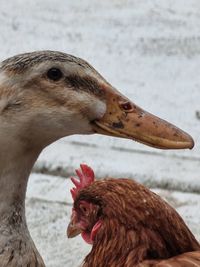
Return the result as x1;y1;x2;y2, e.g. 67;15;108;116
0;0;200;266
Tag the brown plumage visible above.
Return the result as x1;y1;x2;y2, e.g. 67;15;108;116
139;251;200;266
67;165;200;267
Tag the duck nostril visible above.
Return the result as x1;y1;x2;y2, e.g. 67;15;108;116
119;101;133;112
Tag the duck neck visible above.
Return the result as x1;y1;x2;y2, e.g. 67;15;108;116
0;139;41;227
0;135;46;266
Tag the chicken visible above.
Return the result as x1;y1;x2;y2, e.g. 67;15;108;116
67;164;200;267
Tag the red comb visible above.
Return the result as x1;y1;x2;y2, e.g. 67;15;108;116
70;164;95;200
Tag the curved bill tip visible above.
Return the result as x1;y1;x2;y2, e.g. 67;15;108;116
180;135;194;150
189;139;195;149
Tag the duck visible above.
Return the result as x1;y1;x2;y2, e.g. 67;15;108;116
0;50;194;266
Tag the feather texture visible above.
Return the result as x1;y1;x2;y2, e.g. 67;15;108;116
69;165;200;267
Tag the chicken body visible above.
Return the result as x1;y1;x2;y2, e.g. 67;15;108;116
139;251;200;266
68;166;200;267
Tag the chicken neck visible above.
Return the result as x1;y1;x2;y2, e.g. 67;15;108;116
83;217;200;267
83;219;148;267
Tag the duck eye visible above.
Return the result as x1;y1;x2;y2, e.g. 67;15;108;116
47;68;63;81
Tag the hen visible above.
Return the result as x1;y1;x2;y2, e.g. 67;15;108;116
67;164;200;267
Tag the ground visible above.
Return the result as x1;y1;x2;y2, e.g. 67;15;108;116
0;0;200;266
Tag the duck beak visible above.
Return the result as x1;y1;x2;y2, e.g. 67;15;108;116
92;85;194;149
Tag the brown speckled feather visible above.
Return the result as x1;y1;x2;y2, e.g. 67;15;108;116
139;251;200;266
74;179;200;267
0;206;45;267
0;248;45;267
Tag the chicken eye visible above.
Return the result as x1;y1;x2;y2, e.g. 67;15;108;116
80;205;88;214
47;68;63;81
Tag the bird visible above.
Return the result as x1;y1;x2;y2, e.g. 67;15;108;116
0;50;194;266
67;164;200;267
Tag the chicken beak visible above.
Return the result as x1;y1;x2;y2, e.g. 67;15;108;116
67;220;81;238
92;85;194;149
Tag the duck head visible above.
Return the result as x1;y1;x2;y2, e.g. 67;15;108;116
0;51;194;149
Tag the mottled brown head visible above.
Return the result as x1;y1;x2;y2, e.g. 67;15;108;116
0;51;107;146
0;50;194;149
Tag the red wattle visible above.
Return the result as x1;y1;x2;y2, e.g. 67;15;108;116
81;220;102;245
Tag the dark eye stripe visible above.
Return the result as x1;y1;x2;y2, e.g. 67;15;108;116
65;74;105;97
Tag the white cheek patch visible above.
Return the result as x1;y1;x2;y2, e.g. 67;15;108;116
71;91;106;120
93;99;106;119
